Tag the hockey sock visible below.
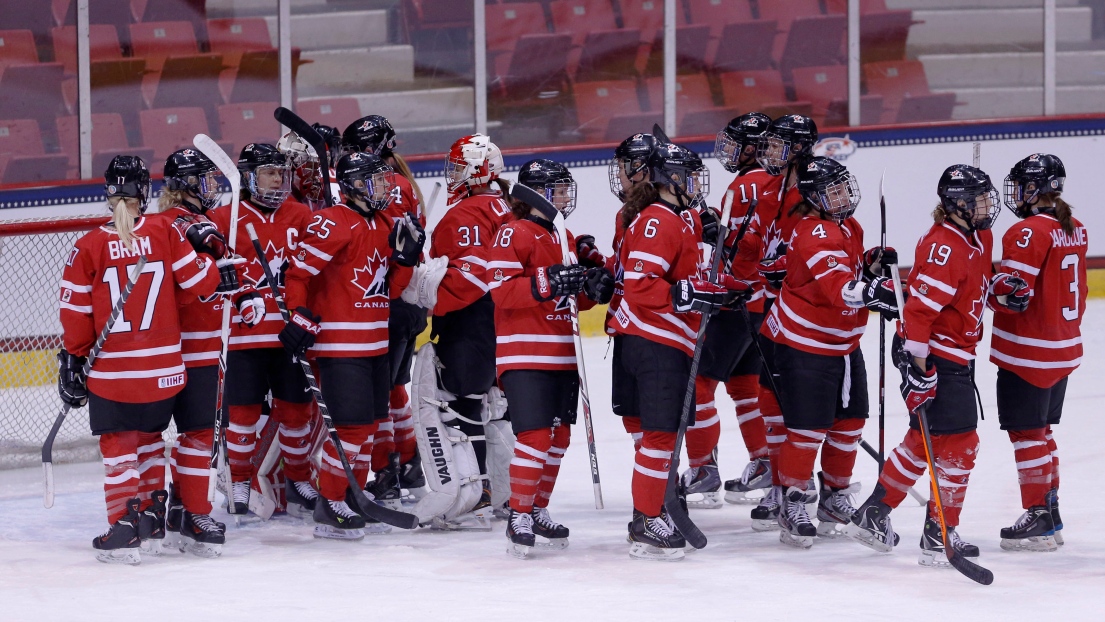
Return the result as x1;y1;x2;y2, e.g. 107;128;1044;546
1009;428;1052;509
355;422;379;488
371;417;395;472
136;431;166;508
100;431;140;523
931;430;978;527
509;428;551;513
1045;425;1060;491
271;399;313;483
777;428;827;489
686;376;720;468
622;416;643;450
877;429;928;510
727;375;767;460
760;385;787;485
535;424;571;508
632;431;675;517
318;424;375;501
391;386;418;464
820;418;865;489
170;429;214;515
227;404;262;481
450;396;487;474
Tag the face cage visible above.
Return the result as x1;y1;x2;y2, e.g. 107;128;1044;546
246;164;292;210
756;134;790;176
541;179;578;218
813;174;862;222
714;131;743;173
607;157;649;200
294;161;324;202
445;155;477;192
947;188;1001;231
345;170;396;213
189;171;222;210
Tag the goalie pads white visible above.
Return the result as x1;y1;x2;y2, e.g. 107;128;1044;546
483;387;514;510
401;255;449;310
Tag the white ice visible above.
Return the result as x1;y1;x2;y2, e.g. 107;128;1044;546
3;303;1104;621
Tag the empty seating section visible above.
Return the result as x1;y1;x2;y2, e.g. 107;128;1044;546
0;30;39;68
296;98;363;134
217;102;281;157
139;107;209;173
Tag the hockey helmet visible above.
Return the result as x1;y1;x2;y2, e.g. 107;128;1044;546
164;148;221;213
1003;153;1066;218
518;159;577;218
103;155;151;213
277;131;323;203
716;112;772;173
938;164;1000;231
647;143;710;211
336;152;395;216
238;143;292;211
756;114;818;176
609;133;661;201
796;157;861;223
445;134;503;193
342;115;398;159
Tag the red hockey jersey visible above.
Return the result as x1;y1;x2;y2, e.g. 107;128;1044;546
60;216;221;402
209;198;312;350
606;202;704;356
762;215;868;356
487;217;596;374
284;204;412;358
604;209;628;336
900;222;994;365
990;213;1088;387
383;174;425;226
720;167;780;313
429;191;513;315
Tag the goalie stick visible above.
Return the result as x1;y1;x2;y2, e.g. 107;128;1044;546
274;107;334;207
43;257;147;508
878;171;887;467
245;223;420;529
510;183;604;510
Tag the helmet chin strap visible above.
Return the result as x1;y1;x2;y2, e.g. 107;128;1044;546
182;194;206;215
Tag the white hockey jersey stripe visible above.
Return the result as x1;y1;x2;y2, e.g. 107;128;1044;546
990;349;1081;369
991;327;1082;349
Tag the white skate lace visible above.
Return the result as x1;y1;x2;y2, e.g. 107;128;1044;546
761;486;781;510
948;528;972;551
232;481;250;504
740;459;766;485
827;482;860;515
330;500;360;519
532;507;561;530
786;497;812;525
293;480;319;501
1011;510;1035;530
192;514;222;534
511;511;534;535
647;515;676;538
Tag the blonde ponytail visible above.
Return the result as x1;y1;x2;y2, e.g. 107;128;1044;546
110;197;137;252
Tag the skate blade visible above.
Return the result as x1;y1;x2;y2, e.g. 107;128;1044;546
536;537;569;550
1000;536;1058;552
686;492;723;510
628;541;685;561
362;522;393;536
286;502;315;521
841;523;895;553
918;550;952;568
431;513;493;532
751;518;781;532
779;530;814;549
507;542;533;559
162;532;184;554
139;539;163;556
724;489;766;505
95;548;141;565
815;521;849;539
183;541;223;558
1055;530;1064;546
313;524;366;541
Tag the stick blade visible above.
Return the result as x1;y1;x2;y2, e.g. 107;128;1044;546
43;463;54;508
510;183;558;221
350;487;420;529
663;494;707;549
950;550;995;585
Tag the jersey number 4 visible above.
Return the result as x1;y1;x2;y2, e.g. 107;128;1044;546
103;261;165;333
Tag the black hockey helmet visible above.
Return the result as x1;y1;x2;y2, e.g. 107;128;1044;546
312;122;342;165
756;114;818;176
647;142;709;211
164;148;221;213
103;155;151;212
938;164;1000;231
716;112;772;173
342;115;398;159
1003;153;1066;218
609;132;661;201
518;159;578;218
796;157;861;223
336;151;395;216
238;143;291;211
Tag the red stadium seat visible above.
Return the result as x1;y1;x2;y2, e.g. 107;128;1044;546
218;102;281;156
709;20;776;73
718;70;787;112
130;21;198;69
89;58;146;145
824;94;884;126
824;0;888;15
0;119;45;157
1;154;70;185
645;73;716;127
685;0;753;39
60;0;136;50
56;113;129;168
551;0;618;45
641;24;711;76
604;111;662;142
680;107;740;137
572;79;640;140
490;33;572;103
0;63;66;136
138;0;208;48
0;31;39;68
757;0;823;33
859;10;916;64
91;148;155;178
149;53;225;131
864;60;931;123
139;106;210;171
0;0;57;49
404;0;473;31
296;98;363;131
618;0;679;44
895;92;956;124
207;17;273;68
51;25;123;75
487;3;548;54
778;15;847;80
791;65;847;125
574;28;642;81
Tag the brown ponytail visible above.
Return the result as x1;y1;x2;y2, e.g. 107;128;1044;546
788;199;816;219
508;192;530;220
621;182;660;229
932;203;948;225
389;152;425;212
1049;195;1075;235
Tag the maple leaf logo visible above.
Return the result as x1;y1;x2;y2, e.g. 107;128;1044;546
352;249;390;299
553;295;572;313
248;240;286;289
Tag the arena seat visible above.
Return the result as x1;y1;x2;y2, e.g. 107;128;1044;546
645;73;715;126
487;2;549;54
604;111;662;142
129;21;198;70
218;102;281;156
0;119;45;157
641;24;710;76
88;58;146;146
138;0;208;49
572;79;640;140
490;33;572;103
0;63;66;137
0;0;57;50
149;53;225;131
1;154;70;184
56;113;129;169
792;64;848;125
139;106;210;171
207;17;273;69
574;28;642;82
709;20;776;73
823;94;884;126
51;25;123;75
778;15;847;81
551;0;618;45
0;31;40;68
864;60;932;123
617;0;676;44
718;70;788;113
685;0;754;40
296;98;363;132
894;92;956;123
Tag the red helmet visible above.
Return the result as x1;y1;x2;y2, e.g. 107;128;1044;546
445;134;503;193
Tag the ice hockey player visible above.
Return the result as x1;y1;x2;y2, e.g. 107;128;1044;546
209;144;316;520
608;142;751;561
487;159;613;558
155;149;266;556
758;157;893;548
993;154;1087;551
341;115;428;507
847;164;999;567
59;155;238;564
402;134;514;527
281;151;422;539
277;131;326;211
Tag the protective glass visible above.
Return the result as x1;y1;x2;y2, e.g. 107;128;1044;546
756;133;790;176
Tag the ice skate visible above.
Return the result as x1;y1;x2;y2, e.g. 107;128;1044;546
179;511;226;558
366;453;403;511
724;457;771;504
228;480;250;516
163;487;184;553
434;484;494;531
778;486;817;549
532;507;569;550
815;473;860;538
750;485;782;531
1000;506;1058;552
628;510;686;561
493;501;511;521
344;489;392;535
312;498;366;541
844;486;899;553
1047;488;1064;546
919;516;980;568
506;509;535;559
399;452;428;503
679;458;723;509
92;498;141;565
286;479;319;520
137;489;168;555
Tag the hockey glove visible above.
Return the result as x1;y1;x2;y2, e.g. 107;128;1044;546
699;207;721;245
672;277;729;314
989;273;1031;312
533;264;587;302
843;277;899;319
862;246;898;280
214;256;245;294
401;255;448;310
716;274;755;309
389;215;426;268
57;348;88;408
900;361;937;414
279;307;321;357
182;219;229;260
575;235;606;268
234;290;266;328
583;267;615;304
758;254;787;290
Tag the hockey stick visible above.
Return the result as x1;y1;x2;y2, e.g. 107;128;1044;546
245;223;420;529
43;256;147;508
274;107;334;208
424;181;442;220
878;171;887;467
890;264;993;586
510;183;604;509
193;134;241;511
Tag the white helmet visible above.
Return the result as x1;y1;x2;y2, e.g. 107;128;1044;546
277;132;323;202
444;134;503;193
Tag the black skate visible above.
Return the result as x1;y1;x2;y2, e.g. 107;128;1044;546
285;479;319;520
1000;506;1058;552
679;457;722;509
344;488;393;536
1047;488;1064;546
313;496;366;540
628;509;686;561
750;485;782;532
164;486;184;553
724;457;771;505
844;485;899;553
815;472;860;538
92;498;142;565
229;480;250;515
400;452;427;501
531;506;569;550
506;509;536;559
366;453;403;511
919;516;980;568
179;511;226;558
138;489;168;555
778;486;817;549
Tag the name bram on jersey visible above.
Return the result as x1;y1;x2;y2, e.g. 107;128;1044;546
425;426;452;484
108;236;153;260
1052;226;1088;248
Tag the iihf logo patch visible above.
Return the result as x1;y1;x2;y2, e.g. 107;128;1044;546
107;185;117;194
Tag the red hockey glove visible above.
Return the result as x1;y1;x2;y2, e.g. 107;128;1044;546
575;235;606;268
671;278;727;314
715;274;755;308
758;254;787;290
699;206;721;245
279;307;321;357
989;273;1031;312
862;246;897;279
900;361;937;414
234;291;266;328
181;219;228;260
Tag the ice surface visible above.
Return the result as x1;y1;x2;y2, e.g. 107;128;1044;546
3;304;1104;621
